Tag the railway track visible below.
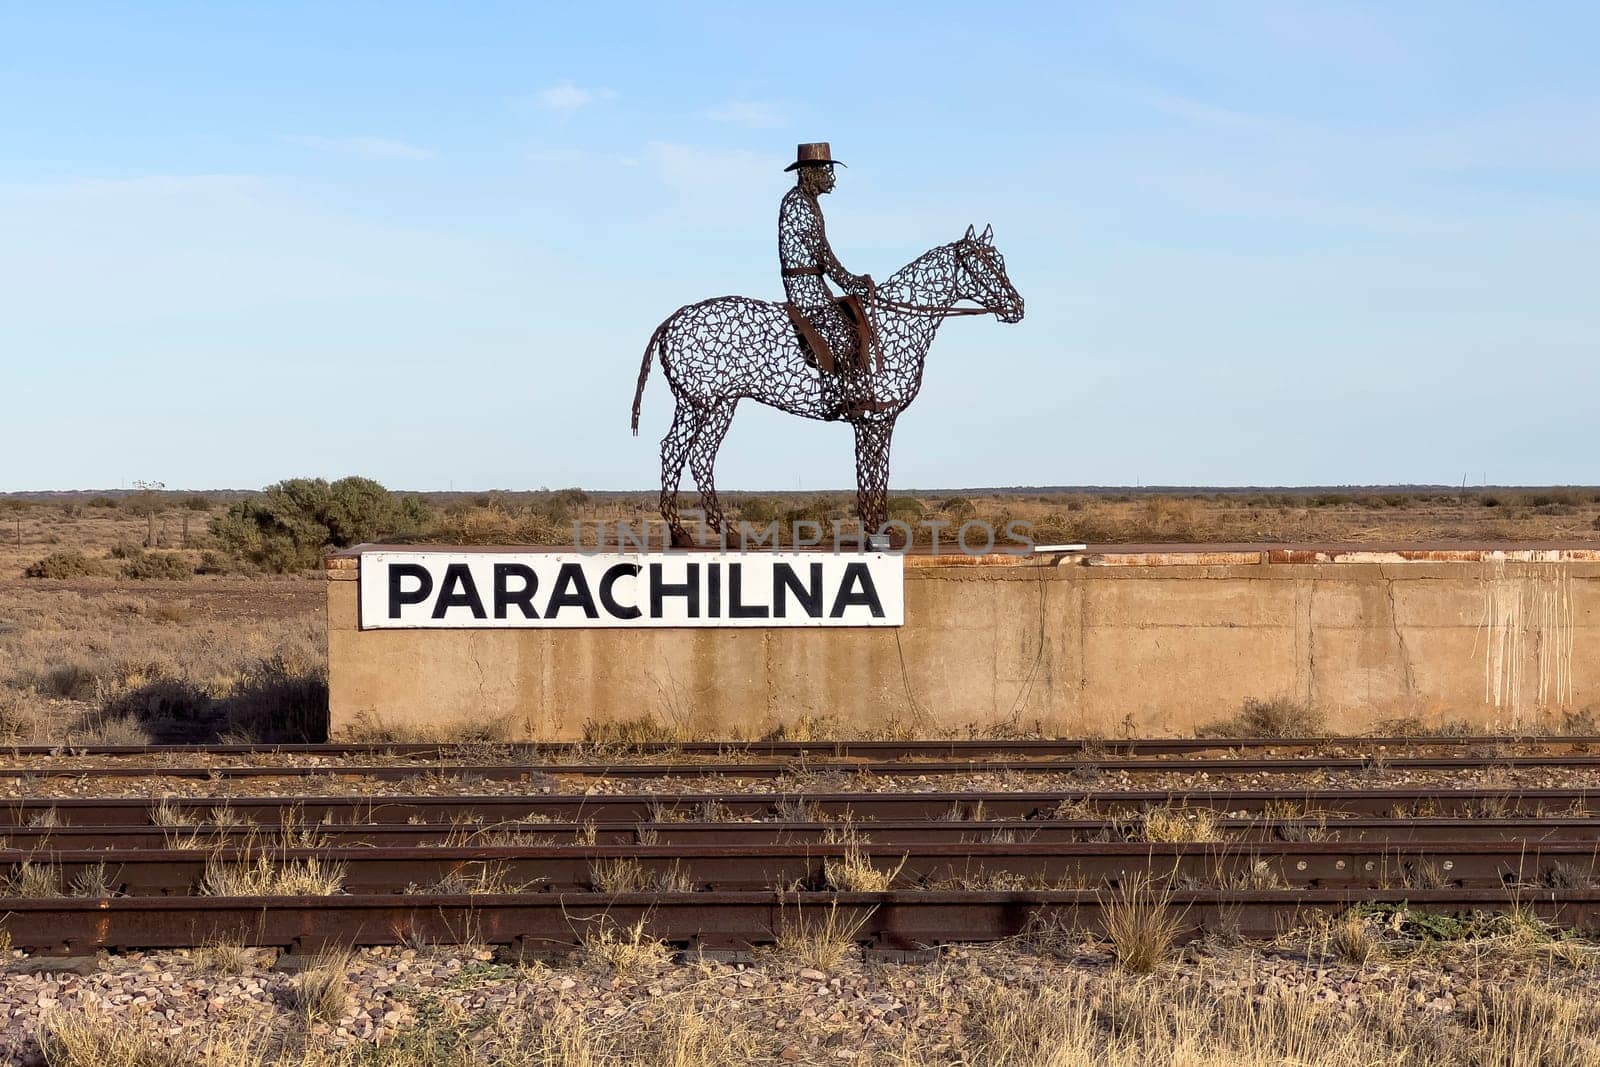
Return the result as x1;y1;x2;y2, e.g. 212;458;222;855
5;815;1599;850
2;788;1595;824
0;742;1595;956
3;735;1596;759
3;754;1599;780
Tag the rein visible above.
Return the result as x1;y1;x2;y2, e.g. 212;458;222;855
867;293;992;318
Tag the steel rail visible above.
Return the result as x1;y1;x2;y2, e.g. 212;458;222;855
3;888;1598;954
5;736;1596;759
7;840;1598;895
5;754;1600;780
10;816;1600;852
2;789;1596;825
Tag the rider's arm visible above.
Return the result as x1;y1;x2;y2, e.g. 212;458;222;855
812;213;873;295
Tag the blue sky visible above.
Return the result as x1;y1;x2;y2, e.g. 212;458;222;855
3;2;1597;491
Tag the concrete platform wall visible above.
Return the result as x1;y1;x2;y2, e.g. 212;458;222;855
327;548;1600;738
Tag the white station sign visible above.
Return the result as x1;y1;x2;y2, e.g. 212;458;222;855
358;551;904;630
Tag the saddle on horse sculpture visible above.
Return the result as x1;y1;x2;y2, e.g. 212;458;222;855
784;293;880;375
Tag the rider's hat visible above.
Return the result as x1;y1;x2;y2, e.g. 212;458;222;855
785;142;846;171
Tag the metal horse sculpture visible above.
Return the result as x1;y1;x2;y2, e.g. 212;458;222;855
632;224;1023;546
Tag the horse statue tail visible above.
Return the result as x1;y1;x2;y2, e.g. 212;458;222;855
631;317;670;436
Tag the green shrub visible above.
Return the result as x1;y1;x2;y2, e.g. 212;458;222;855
887;496;925;521
182;495;212;511
119;552;193;581
23;552;107;579
209;477;432;573
195;549;245;575
939;496;976;520
85;496;118;509
738;497;778;524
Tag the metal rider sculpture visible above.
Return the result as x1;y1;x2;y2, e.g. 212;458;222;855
632;142;1024;547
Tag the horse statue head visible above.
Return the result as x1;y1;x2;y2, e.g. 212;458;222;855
953;224;1024;324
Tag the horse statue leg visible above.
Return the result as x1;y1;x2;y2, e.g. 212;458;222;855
660;402;699;547
687;400;737;537
852;416;895;539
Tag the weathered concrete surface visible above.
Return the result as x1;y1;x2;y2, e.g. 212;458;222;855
328;546;1600;738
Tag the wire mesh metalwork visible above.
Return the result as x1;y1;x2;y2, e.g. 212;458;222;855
632;151;1024;547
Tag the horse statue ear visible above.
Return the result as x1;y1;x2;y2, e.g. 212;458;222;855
980;224;994;244
963;224;976;240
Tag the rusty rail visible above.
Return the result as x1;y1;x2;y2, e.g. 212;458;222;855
7;839;1597;895
3;736;1595;759
3;888;1598;955
8;815;1600;851
2;788;1594;825
4;754;1600;780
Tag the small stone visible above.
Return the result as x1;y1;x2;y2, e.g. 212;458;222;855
800;968;826;982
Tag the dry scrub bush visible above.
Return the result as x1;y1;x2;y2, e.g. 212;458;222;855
581;714;683;749
117;550;193;581
24;551;107;579
339;711;512;745
218;655;328;743
1197;697;1326;739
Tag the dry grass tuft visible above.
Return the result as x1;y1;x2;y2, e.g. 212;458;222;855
588;856;692;893
68;862;118;898
1139;805;1225;843
773;901;871;971
581;714;682;750
822;843;907;892
3;862;64;898
37;1008;188;1066
287;949;352;1026
193;938;258;975
150;798;196;828
424;861;534;895
1102;873;1184;973
199;854;345;897
589;857;647;894
580;918;671;974
1330;910;1378;965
